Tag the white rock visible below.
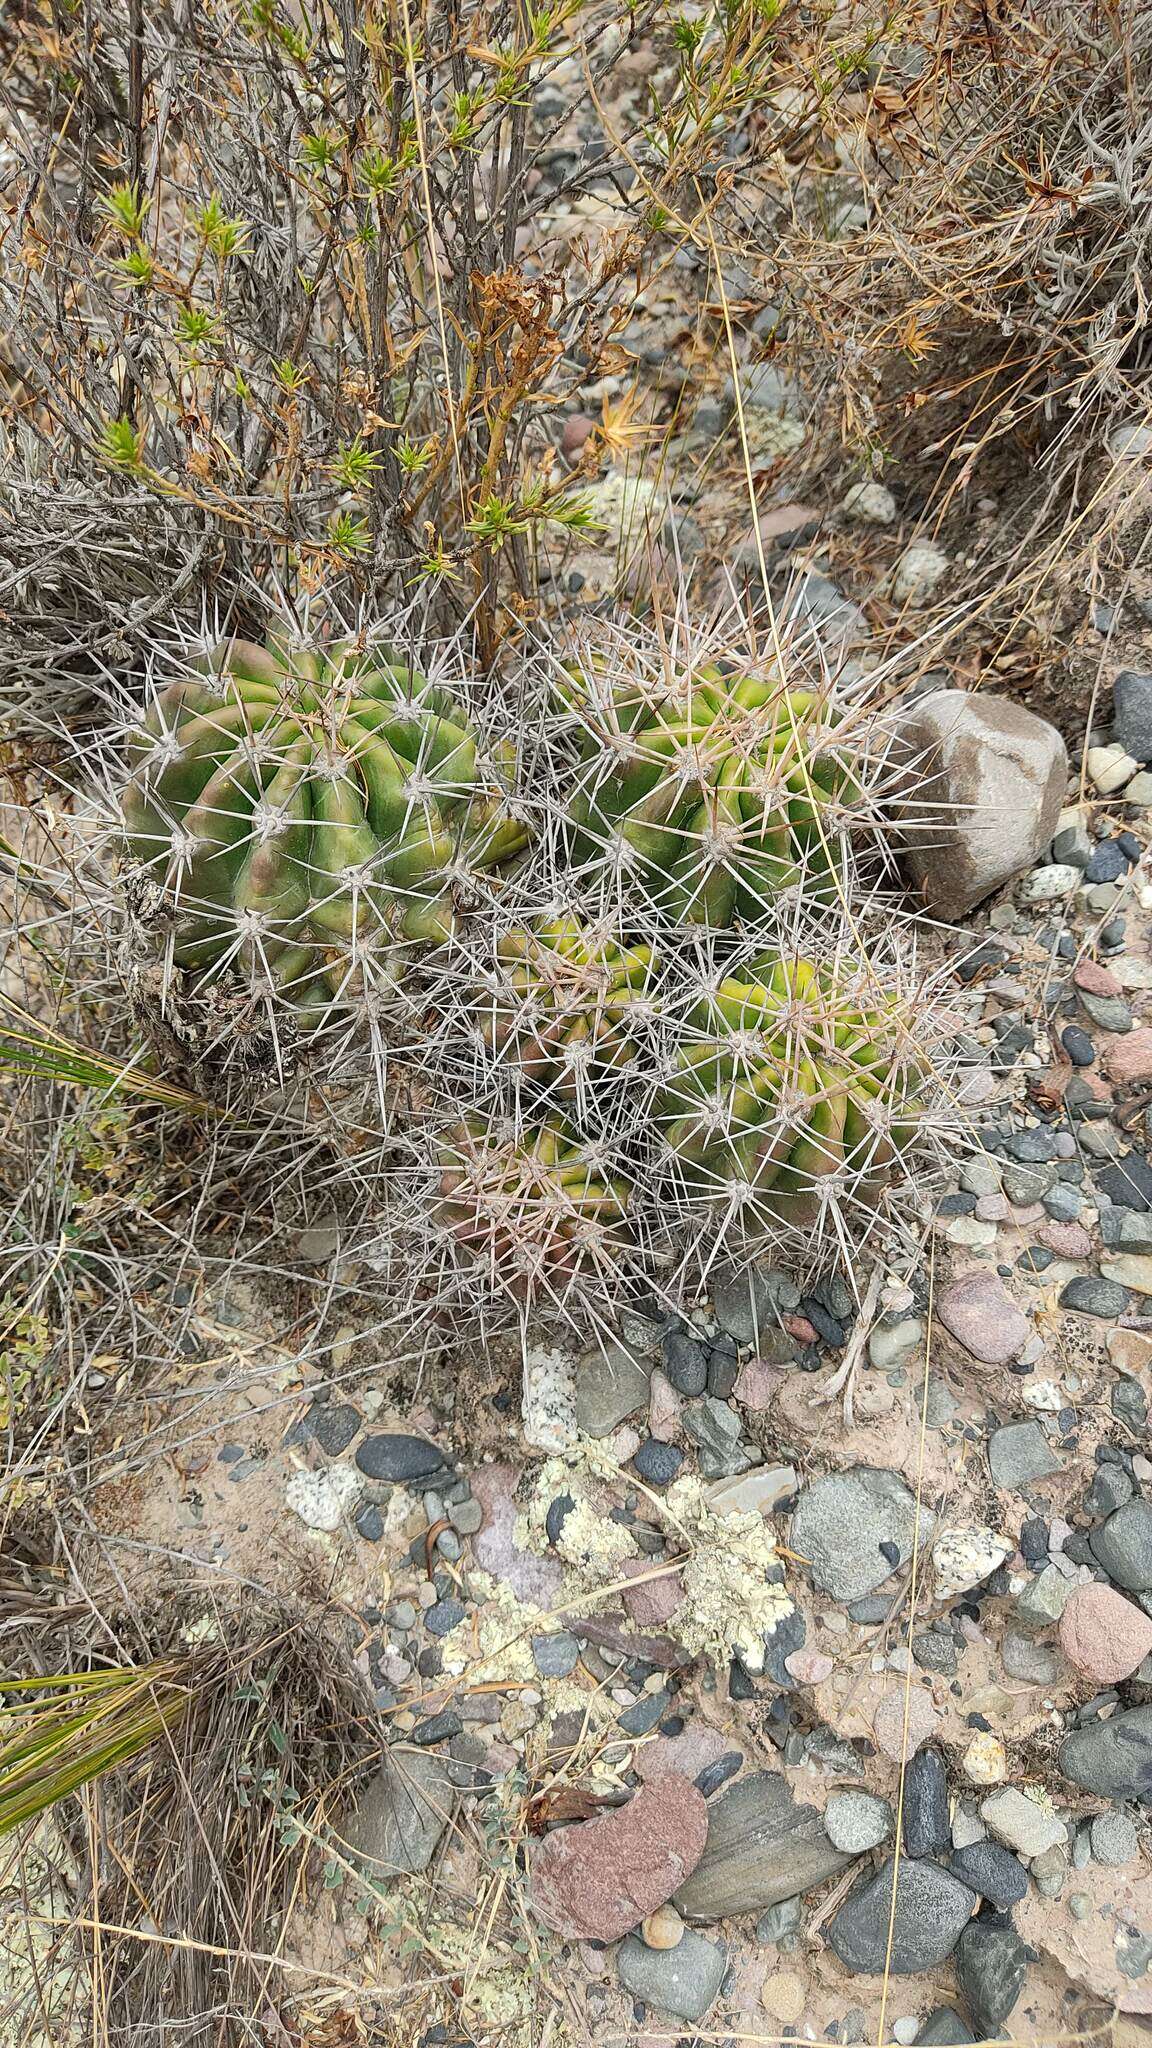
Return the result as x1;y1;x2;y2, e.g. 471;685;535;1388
891;542;949;605
1022;1378;1064;1413
963;1732;1007;1785
285;1464;362;1532
1086;744;1139;796
1107;420;1152;461
1018;863;1081;902
521;1344;579;1452
933;1526;1011;1601
842;479;897;525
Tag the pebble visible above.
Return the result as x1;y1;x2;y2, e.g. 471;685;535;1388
1103;1028;1152;1083
1088;1498;1152;1590
901;1748;949;1855
616;1928;727;2021
757;1898;804;1944
826;1858;977;1974
1087;744;1139;796
1102;1251;1152;1294
1112;670;1152;763
633;1439;683;1488
305;1401;361;1455
1078;989;1134;1032
576;1340;651;1436
355;1433;448;1484
933;1527;1011;1600
284;1465;362;1532
1019;863;1081;902
355;1504;383;1541
1059;1276;1130;1318
1099;1153;1152;1209
916;2008;975;2044
1015;1563;1071;1628
532;1632;581;1679
955;1918;1030;2038
448;1496;482;1536
962;1733;1006;1785
641;1903;685;1950
874;1686;939;1763
1001;1632;1062;1684
988;1421;1063;1490
868;1317;924;1371
530;1775;708;1942
1090;1811;1138;1865
790;1467;934;1603
337;1750;453;1878
661;1329;709;1396
753;1968;806;2028
824;1790;893;1854
937;1272;1030;1364
1060;1026;1096;1066
425;1599;466;1637
1042;1182;1083;1222
1058;1582;1152;1682
980;1787;1065;1858
948;1841;1028;1909
842;479;897;525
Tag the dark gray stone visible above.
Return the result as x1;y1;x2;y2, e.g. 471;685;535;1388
1113;671;1152;763
949;1841;1029;1909
662;1328;710;1396
790;1467;934;1603
1086;1465;1136;1517
711;1264;800;1345
1059;1276;1130;1318
425;1599;466;1637
1089;1499;1152;1591
902;1749;950;1857
532;1632;580;1678
1098;1154;1152;1211
913;1632;959;1678
955;1917;1030;2037
616;1929;727;2021
826;1857;976;1974
305;1401;361;1455
917;2008;975;2045
632;1438;683;1488
1059;1704;1152;1799
356;1433;449;1483
354;1503;383;1542
1042;1182;1083;1222
675;1770;853;1921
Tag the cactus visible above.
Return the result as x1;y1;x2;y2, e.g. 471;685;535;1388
655;953;925;1229
563;661;860;925
435;1114;633;1301
479;914;659;1101
121;632;530;1021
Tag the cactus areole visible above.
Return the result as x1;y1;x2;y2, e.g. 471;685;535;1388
565;664;859;924
656;955;924;1226
122;634;530;1022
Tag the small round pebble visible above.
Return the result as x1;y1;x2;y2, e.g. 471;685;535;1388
532;1631;581;1678
963;1732;1007;1785
425;1598;467;1637
641;1904;684;1950
760;1970;807;2023
1060;1027;1096;1067
633;1439;684;1488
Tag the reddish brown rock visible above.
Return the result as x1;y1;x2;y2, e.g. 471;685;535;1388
530;1775;708;1941
621;1557;684;1627
1102;1028;1152;1084
938;1271;1030;1365
1074;958;1123;999
1037;1220;1093;1259
1058;1583;1152;1685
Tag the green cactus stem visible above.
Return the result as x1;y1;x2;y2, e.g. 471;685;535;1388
480;914;659;1099
122;632;530;1020
436;1115;633;1299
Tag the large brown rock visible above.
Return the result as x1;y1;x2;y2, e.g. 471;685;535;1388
530;1774;708;1941
890;690;1068;920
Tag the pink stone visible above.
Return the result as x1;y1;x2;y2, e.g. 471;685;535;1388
873;1684;939;1762
530;1775;708;1940
1074;958;1122;998
648;1369;682;1443
785;1648;835;1684
561;412;595;458
1038;1220;1093;1259
975;1194;1009;1222
783;1314;821;1345
733;1357;784;1412
470;1463;564;1606
937;1271;1030;1364
621;1557;684;1627
635;1724;733;1786
1103;1028;1152;1084
1058;1583;1152;1685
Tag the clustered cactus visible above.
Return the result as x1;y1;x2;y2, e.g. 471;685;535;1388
118;614;948;1317
123;631;528;1022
